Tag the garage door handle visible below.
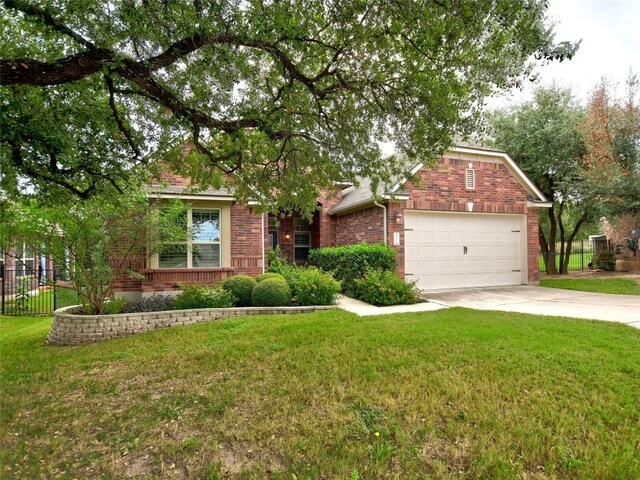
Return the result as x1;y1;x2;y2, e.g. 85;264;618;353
463;246;468;255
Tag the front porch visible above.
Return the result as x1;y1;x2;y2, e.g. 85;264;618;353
268;210;327;265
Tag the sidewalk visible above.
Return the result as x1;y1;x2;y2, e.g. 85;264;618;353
337;295;447;316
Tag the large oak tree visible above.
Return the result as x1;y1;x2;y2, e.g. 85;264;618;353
1;0;577;213
489;81;640;275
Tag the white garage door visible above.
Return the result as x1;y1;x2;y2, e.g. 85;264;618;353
404;211;525;290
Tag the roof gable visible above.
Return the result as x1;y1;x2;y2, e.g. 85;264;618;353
329;145;549;215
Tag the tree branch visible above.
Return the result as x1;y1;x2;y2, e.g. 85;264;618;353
4;0;97;50
104;73;141;159
1;49;114;86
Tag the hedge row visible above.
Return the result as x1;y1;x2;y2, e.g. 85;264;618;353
307;243;396;293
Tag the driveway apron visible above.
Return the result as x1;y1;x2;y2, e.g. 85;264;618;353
424;286;640;328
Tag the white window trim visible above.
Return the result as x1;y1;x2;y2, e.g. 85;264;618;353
159;207;222;269
15;242;35;276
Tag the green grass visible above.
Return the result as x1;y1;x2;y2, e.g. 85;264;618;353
541;277;640;295
1;311;639;479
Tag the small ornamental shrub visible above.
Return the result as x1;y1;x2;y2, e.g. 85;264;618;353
173;284;236;310
267;245;288;272
255;272;286;283
102;297;127;314
294;267;341;306
281;265;302;295
593;250;616;271
251;278;292;307
222;275;257;306
120;295;175;313
308;243;397;294
354;269;421;306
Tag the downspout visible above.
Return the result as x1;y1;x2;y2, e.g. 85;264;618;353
261;213;266;273
373;200;388;244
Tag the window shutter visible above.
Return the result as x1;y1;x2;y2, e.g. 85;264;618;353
466;169;475;189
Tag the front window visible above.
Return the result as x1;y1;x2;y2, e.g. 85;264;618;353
16;243;35;277
293;218;311;263
294;232;311;263
159;208;221;268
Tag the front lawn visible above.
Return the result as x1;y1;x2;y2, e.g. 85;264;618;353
540;277;640;295
1;311;639;479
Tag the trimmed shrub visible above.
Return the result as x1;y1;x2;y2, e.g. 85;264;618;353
354;269;420;306
173;284;236;310
251;278;292;307
267;245;288;272
222;275;257;306
294;267;341;306
593;249;616;271
255;272;286;283
308;243;397;293
120;295;175;313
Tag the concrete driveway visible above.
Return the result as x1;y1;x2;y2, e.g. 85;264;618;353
424;286;640;328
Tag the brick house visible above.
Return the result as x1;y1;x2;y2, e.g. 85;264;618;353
114;143;550;299
602;214;640;270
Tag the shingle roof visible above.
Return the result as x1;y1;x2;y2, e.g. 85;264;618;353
328;165;413;214
149;184;235;198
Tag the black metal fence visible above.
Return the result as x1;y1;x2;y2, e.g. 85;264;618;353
539;239;610;272
1;266;79;316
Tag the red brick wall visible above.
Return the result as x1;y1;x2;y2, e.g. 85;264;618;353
230;204;265;276
335;207;384;245
274;216;295;262
317;189;342;247
155;168;191;187
387;202;406;277
405;157;528;214
527;208;540;283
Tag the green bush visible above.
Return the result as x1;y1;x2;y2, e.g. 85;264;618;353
593;249;616;271
255;272;286;283
222;275;257;306
251;278;292;307
267;245;288;272
308;243;397;293
353;269;420;306
102;297;127;315
173;284;236;310
294;267;341;306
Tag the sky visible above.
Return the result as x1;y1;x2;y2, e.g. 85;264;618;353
486;0;640;109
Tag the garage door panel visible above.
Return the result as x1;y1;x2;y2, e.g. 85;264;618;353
404;211;524;290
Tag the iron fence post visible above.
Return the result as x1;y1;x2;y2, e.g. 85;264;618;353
1;264;4;316
53;268;57;312
581;240;584;270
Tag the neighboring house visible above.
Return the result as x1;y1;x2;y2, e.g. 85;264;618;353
113;143;551;299
0;243;52;297
602;214;640;269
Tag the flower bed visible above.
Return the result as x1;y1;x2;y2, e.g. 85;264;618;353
48;304;333;346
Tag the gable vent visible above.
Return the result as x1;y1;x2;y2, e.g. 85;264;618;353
466;168;475;189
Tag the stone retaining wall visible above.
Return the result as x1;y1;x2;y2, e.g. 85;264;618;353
48;305;333;346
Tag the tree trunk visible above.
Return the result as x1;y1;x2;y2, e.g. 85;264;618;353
561;213;589;274
538;220;551;273
557;203;566;274
546;206;558;274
